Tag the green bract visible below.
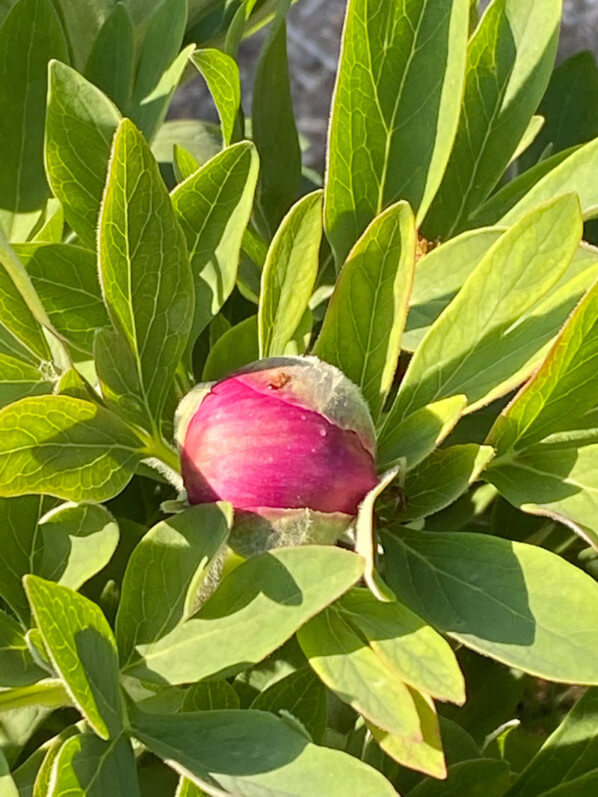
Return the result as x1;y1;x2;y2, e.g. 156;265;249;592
0;0;598;793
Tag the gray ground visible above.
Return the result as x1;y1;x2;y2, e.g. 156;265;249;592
171;0;598;171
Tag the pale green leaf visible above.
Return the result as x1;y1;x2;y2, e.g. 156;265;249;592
151;119;221;178
171;142;259;348
51;0;115;71
116;503;232;666
48;732;139;797
38;503;119;591
45;61;121;248
0;0;67;232
123;546;363;684
173;144;200;183
355;469;399;601
501;136;598;226
24;575;123;739
0;395;144;502
99;118;194;428
338;587;465;705
15;243;109;355
191;49;241;146
379;195;583;459
424;0;561;238
368;689;446;779
315;201;415;418
0;679;69;712
258;191;323;357
383;528;598;684
132;706;396;795
298;606;422;737
509;115;545;165
401;444;495;520
0;749;18;797
325;0;469;263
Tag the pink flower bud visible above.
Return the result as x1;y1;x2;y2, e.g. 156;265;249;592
176;357;377;545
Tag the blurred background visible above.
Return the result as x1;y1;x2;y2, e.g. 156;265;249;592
172;0;598;169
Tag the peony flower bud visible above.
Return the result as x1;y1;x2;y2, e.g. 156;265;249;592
176;357;378;553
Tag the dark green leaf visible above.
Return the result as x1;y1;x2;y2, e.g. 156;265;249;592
0;496;42;623
325;0;469;263
84;1;135;114
182;680;240;712
409;758;510;796
24;575;123;739
0;609;45;687
202;315;259;381
0;0;67;233
252;4;301;233
250;668;326;743
0;354;53;409
383;528;598;684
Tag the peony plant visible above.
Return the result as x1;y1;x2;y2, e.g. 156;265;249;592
0;0;598;794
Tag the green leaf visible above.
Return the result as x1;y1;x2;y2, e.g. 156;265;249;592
298;606;422;738
379;195;583;460
202;314;259;381
409;758;510;796
424;0;561;238
191;49;241;146
84;1;135;114
337;588;465;705
403;227;503;353
123;546;363;684
252;4;301;233
383;528;598;684
49;732;139;796
0;354;53;409
99;118;194;429
401;444;495;521
500;136;598;226
131;706;396;795
116;503;232;666
0;749;17;797
131;0;187;139
379;395;468;471
520;51;598;172
325;0;469;264
50;0;114;71
0;395;144;502
0;496;42;622
508;688;598;797
45;61;121;248
509;115;545;165
487;279;598;543
258;191;323;357
314;202;415;418
15;243;109;355
0;609;45;687
0;0;67;233
0;235;53;366
355;469;399;601
152;119;221;180
0;679;69;712
38;503;119;591
171;142;259;348
24;575;123;739
182;680;240;712
173;144;200;183
368;689;446;779
250;668;326;743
